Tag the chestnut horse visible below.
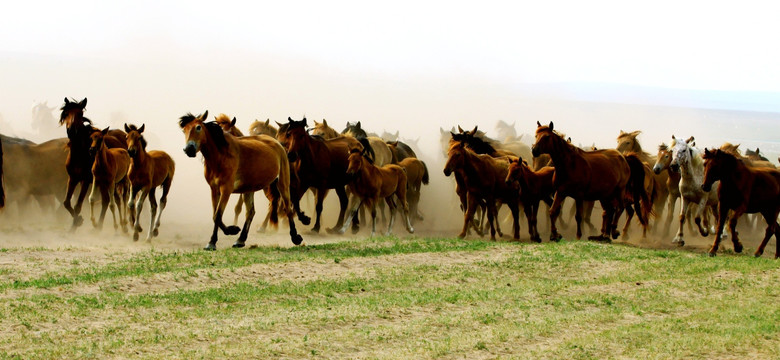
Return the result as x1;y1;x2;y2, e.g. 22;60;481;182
215;114;243;137
505;158;555;242
88;127;131;232
444;141;520;240
532;121;648;241
180;111;302;250
125;124;175;241
338;146;414;236
397;157;429;224
278;117;362;233
702;148;780;257
59;97;127;230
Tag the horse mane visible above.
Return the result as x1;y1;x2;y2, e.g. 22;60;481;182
658;143;668;151
720;142;742;156
357;137;375;164
204;122;227;148
178;113;198;128
59;98;83;125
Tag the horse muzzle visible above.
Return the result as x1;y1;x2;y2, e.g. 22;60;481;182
127;148;137;157
88;147;97;157
701;183;712;192
652;164;661;174
183;143;198;158
443;168;452;177
531;146;540;157
669;163;680;173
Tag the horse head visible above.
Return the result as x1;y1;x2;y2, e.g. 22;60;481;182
531;121;556;157
89;127;110;157
443;142;467;177
616;130;641;153
60;97;87;128
346;148;365;179
504;157;524;188
125;123;146;158
670;136;698;173
342;121;367;138
701;148;731;192
179;110;210;157
283;117;309;154
653;143;673;174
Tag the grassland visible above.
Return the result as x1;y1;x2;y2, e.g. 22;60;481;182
0;236;778;359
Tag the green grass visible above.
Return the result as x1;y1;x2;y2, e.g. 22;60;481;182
0;237;778;359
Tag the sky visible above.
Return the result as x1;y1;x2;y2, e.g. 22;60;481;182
3;0;780;91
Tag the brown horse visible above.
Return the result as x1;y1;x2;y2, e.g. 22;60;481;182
616;130;668;236
386;140;417;162
88;127;131;232
180;111;302;249
60;97;127;230
702;148;780;257
311;119;339;139
0;135;69;215
720;143;776;169
532;121;648;241
505;158;555;242
397;157;429;224
620;153;656;239
278;117;362;233
248;119;278;137
338;147;414;236
444;141;520;240
215;114;243;137
125;124;175;242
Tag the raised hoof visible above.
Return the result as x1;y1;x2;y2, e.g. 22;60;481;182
290;233;303;246
232;241;246;248
73;215;84;227
204;243;217;251
300;216;311;226
225;226;241;235
612;231;620;240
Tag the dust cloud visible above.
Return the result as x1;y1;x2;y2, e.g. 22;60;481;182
0;49;778;251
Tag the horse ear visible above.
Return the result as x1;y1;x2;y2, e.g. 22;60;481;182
472;126;478;134
620;130;626;135
548;121;554;131
303;118;308;127
356;121;361;129
124;123;130;132
536;121;542;127
64;97;70;104
457;125;464;133
275;121;284;128
630;130;641;137
265;119;270;126
231;117;237;127
288;117;293;122
314;120;320;126
139;124;145;133
685;136;694;144
80;98;87;108
671;135;676;140
322;119;328;126
102;127;109;135
202;110;209;121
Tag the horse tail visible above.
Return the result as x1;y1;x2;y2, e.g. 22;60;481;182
421;160;429;185
625;153;651;226
275;144;293;226
269;181;280;227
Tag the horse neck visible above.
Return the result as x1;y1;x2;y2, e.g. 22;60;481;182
199;133;233;168
679;152;703;183
93;142;110;172
718;158;751;191
132;145;148;165
545;137;581;176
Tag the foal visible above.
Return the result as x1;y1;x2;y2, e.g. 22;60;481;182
125;124;175;242
89;127;131;232
505;158;555;242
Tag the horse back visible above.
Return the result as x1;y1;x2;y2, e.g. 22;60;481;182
232;136;285;192
746;168;780;212
376;163;407;198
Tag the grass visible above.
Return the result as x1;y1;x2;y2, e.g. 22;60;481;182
0;237;778;359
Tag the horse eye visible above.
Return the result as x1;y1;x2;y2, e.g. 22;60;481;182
195;125;202;131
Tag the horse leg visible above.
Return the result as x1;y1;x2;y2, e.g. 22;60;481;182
493;202;504;238
128;185;140;237
132;189;148;241
754;210;777;258
509;201;520;240
486;197;498;241
385;196;397;236
154;179;171;237
548;192;565;242
673;197;689;245
89;179;100;228
329;187;349;233
610;197;625;240
232;193;255;248
622;205;634;241
95;183;110;231
63;178;79;225
144;188;159;242
368;200;378;237
400;192;414;234
459;194;479;239
312;189;327;234
663;195;677;235
232;196;244;226
693;197;710;237
338;194;362;234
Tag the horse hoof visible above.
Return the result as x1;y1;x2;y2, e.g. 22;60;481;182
204;243;217;251
291;234;304;246
73;216;84;227
232;242;245;248
754;252;762;258
550;234;562;242
225;226;241;235
153;229;159;237
532;236;542;243
707;252;716;257
678;240;685;247
351;227;359;235
133;233;139;241
300;216;311;226
734;243;743;253
408;227;414;234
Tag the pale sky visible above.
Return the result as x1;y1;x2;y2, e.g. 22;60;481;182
3;0;780;91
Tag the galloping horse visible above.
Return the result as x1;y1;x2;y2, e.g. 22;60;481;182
669;136;719;246
88;127;131;232
397;157;429;223
179;111;302;249
720;143;776;169
278;117;362;233
702;148;780;257
125;124;175;241
745;147;769;162
248;119;278;137
653;143;689;234
1;135;69;215
444;141;520;240
31;101;60;140
338;144;415;236
59;98;127;230
505;158;555;242
532;121;648;241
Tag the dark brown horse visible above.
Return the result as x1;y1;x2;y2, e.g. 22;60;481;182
338;147;414;236
59;98;127;230
702;149;780;257
505;158;555;242
88;127;131;232
278;117;362;233
531;121;648;241
444;141;520;240
397;157;429;224
180;111;302;250
125;124;175;242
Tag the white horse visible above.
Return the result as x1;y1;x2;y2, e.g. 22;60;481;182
669;136;720;246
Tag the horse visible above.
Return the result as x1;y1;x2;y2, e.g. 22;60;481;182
702;148;780;257
125;124;175;241
180;111;303;250
745;147;769;161
721;143;776;169
214;114;243;136
59;97;127;230
668;135;719;246
88;127;131;232
380;130;399;141
505;158;555;242
532;121;649;241
338;145;415;236
0;134;69;215
495;120;518;143
616;130;670;236
397;157;429;223
385;141;417;162
248;119;278;138
444;141;520;240
277;117;362;233
31;101;60;141
311;119;339;139
653;143;691;235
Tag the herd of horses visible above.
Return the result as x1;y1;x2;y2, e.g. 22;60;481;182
1;99;779;258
